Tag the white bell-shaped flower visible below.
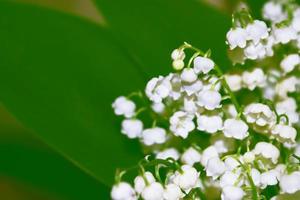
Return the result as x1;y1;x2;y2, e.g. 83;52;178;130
163;183;184;200
170;111;195;139
168;73;182;100
206;157;226;180
280;54;300;73
221;186;245;200
271;124;297;144
250;168;261;187
276;98;299;124
121;119;143;139
292;16;300;31
263;1;286;23
182;80;203;96
156;148;180;160
242;151;255;163
212;135;235;154
142;127;167;146
134;172;155;194
275;76;299;99
253;142;280;164
260;170;280;189
243;103;276;133
220;171;241;188
173;165;199;191
181;147;202;166
225;74;242;92
180;68;198;83
197;89;222;110
141;182;164;200
224;157;240;171
273;26;297;44
145;76;172;103
111;182;137;200
193;56;215;74
242;68;266;90
201;146;219;166
279;172;300;194
197;115;223;134
183;96;199;114
223;118;249;140
226;27;248;50
246;20;269;44
112;96;136;118
244;42;267;60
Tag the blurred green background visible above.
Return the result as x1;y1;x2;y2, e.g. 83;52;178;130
0;0;297;199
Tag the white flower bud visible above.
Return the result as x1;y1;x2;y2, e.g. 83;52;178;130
172;60;185;70
221;186;245;200
151;102;165;114
197;89;222;110
223;119;249;140
134;172;155;194
142;127;167;146
181;147;202;166
112;96;136;118
171;49;185;60
121;119;143;139
197;115;223;134
141;182;164;200
193;56;215;74
111;182;137;200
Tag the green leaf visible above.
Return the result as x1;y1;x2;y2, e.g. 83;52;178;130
0;2;144;186
94;0;231;76
0;138;110;199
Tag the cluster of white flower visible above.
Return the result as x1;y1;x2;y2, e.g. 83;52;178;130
111;1;300;199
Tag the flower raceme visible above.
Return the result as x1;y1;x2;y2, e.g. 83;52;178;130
111;1;300;199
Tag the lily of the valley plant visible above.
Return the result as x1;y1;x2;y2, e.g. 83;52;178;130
111;1;300;199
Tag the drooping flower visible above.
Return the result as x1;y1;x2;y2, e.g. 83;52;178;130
170;111;195;138
112;96;136;118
